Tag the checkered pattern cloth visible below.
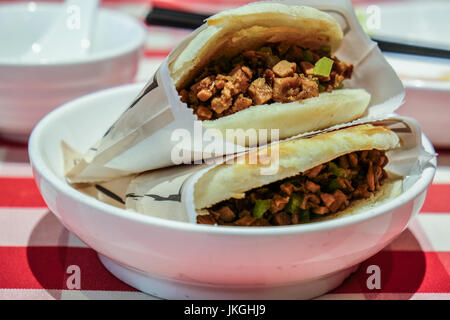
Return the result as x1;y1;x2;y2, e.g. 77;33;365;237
0;0;448;300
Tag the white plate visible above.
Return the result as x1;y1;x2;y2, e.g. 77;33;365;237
0;2;145;141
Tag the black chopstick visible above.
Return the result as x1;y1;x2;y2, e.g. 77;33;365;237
371;38;450;59
145;7;207;30
146;7;450;59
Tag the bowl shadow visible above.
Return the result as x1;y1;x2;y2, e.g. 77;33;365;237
26;211;141;299
329;228;427;299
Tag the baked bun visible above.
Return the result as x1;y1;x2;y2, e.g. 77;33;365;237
194;124;400;210
169;2;371;145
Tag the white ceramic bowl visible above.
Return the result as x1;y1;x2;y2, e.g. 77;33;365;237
0;2;145;142
29;83;436;300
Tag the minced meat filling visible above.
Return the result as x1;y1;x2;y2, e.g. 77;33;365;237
197;149;388;227
179;43;353;120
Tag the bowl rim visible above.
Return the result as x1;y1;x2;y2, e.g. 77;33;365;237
29;82;437;237
0;2;146;67
384;53;450;92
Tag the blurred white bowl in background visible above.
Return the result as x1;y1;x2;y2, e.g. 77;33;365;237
358;0;450;147
0;2;145;142
385;53;450;147
368;0;450;51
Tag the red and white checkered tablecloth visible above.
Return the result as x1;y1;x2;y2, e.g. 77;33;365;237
0;0;449;300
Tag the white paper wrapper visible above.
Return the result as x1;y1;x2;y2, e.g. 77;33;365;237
65;0;404;183
125;165;201;222
61;141;137;208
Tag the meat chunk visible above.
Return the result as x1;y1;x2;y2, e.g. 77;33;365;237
212;206;236;222
248;78;273;105
264;69;275;86
305;180;320;193
179;89;189;103
341;177;354;192
234;215;257;226
239;210;251;218
197;89;213;102
320;193;336;208
195;106;213;120
353;184;370;199
191;76;216;102
197;214;216;225
273;212;291;226
304;164;324;179
367;162;375;192
313;206;329;215
214;78;226;90
270;194;290;213
210;66;252;115
228;94;253;114
329;189;347;212
280;182;296;195
378;154;388;167
253;218;271;227
338;155;349;169
300;61;315;75
229;65;252;94
334;60;353;79
300;78;319;99
308;194;321;205
211;84;233;114
348;153;358;167
285;45;303;61
272;60;296;77
272;75;303;103
331;72;345;89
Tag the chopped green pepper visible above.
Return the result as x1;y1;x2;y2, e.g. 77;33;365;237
266;55;280;68
303;49;314;63
335;82;344;89
328;178;342;192
252;199;271;219
328;162;347;178
259;46;273;54
319;45;331;54
313;57;334;77
286;194;303;215
310;213;324;220
298;209;310;223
